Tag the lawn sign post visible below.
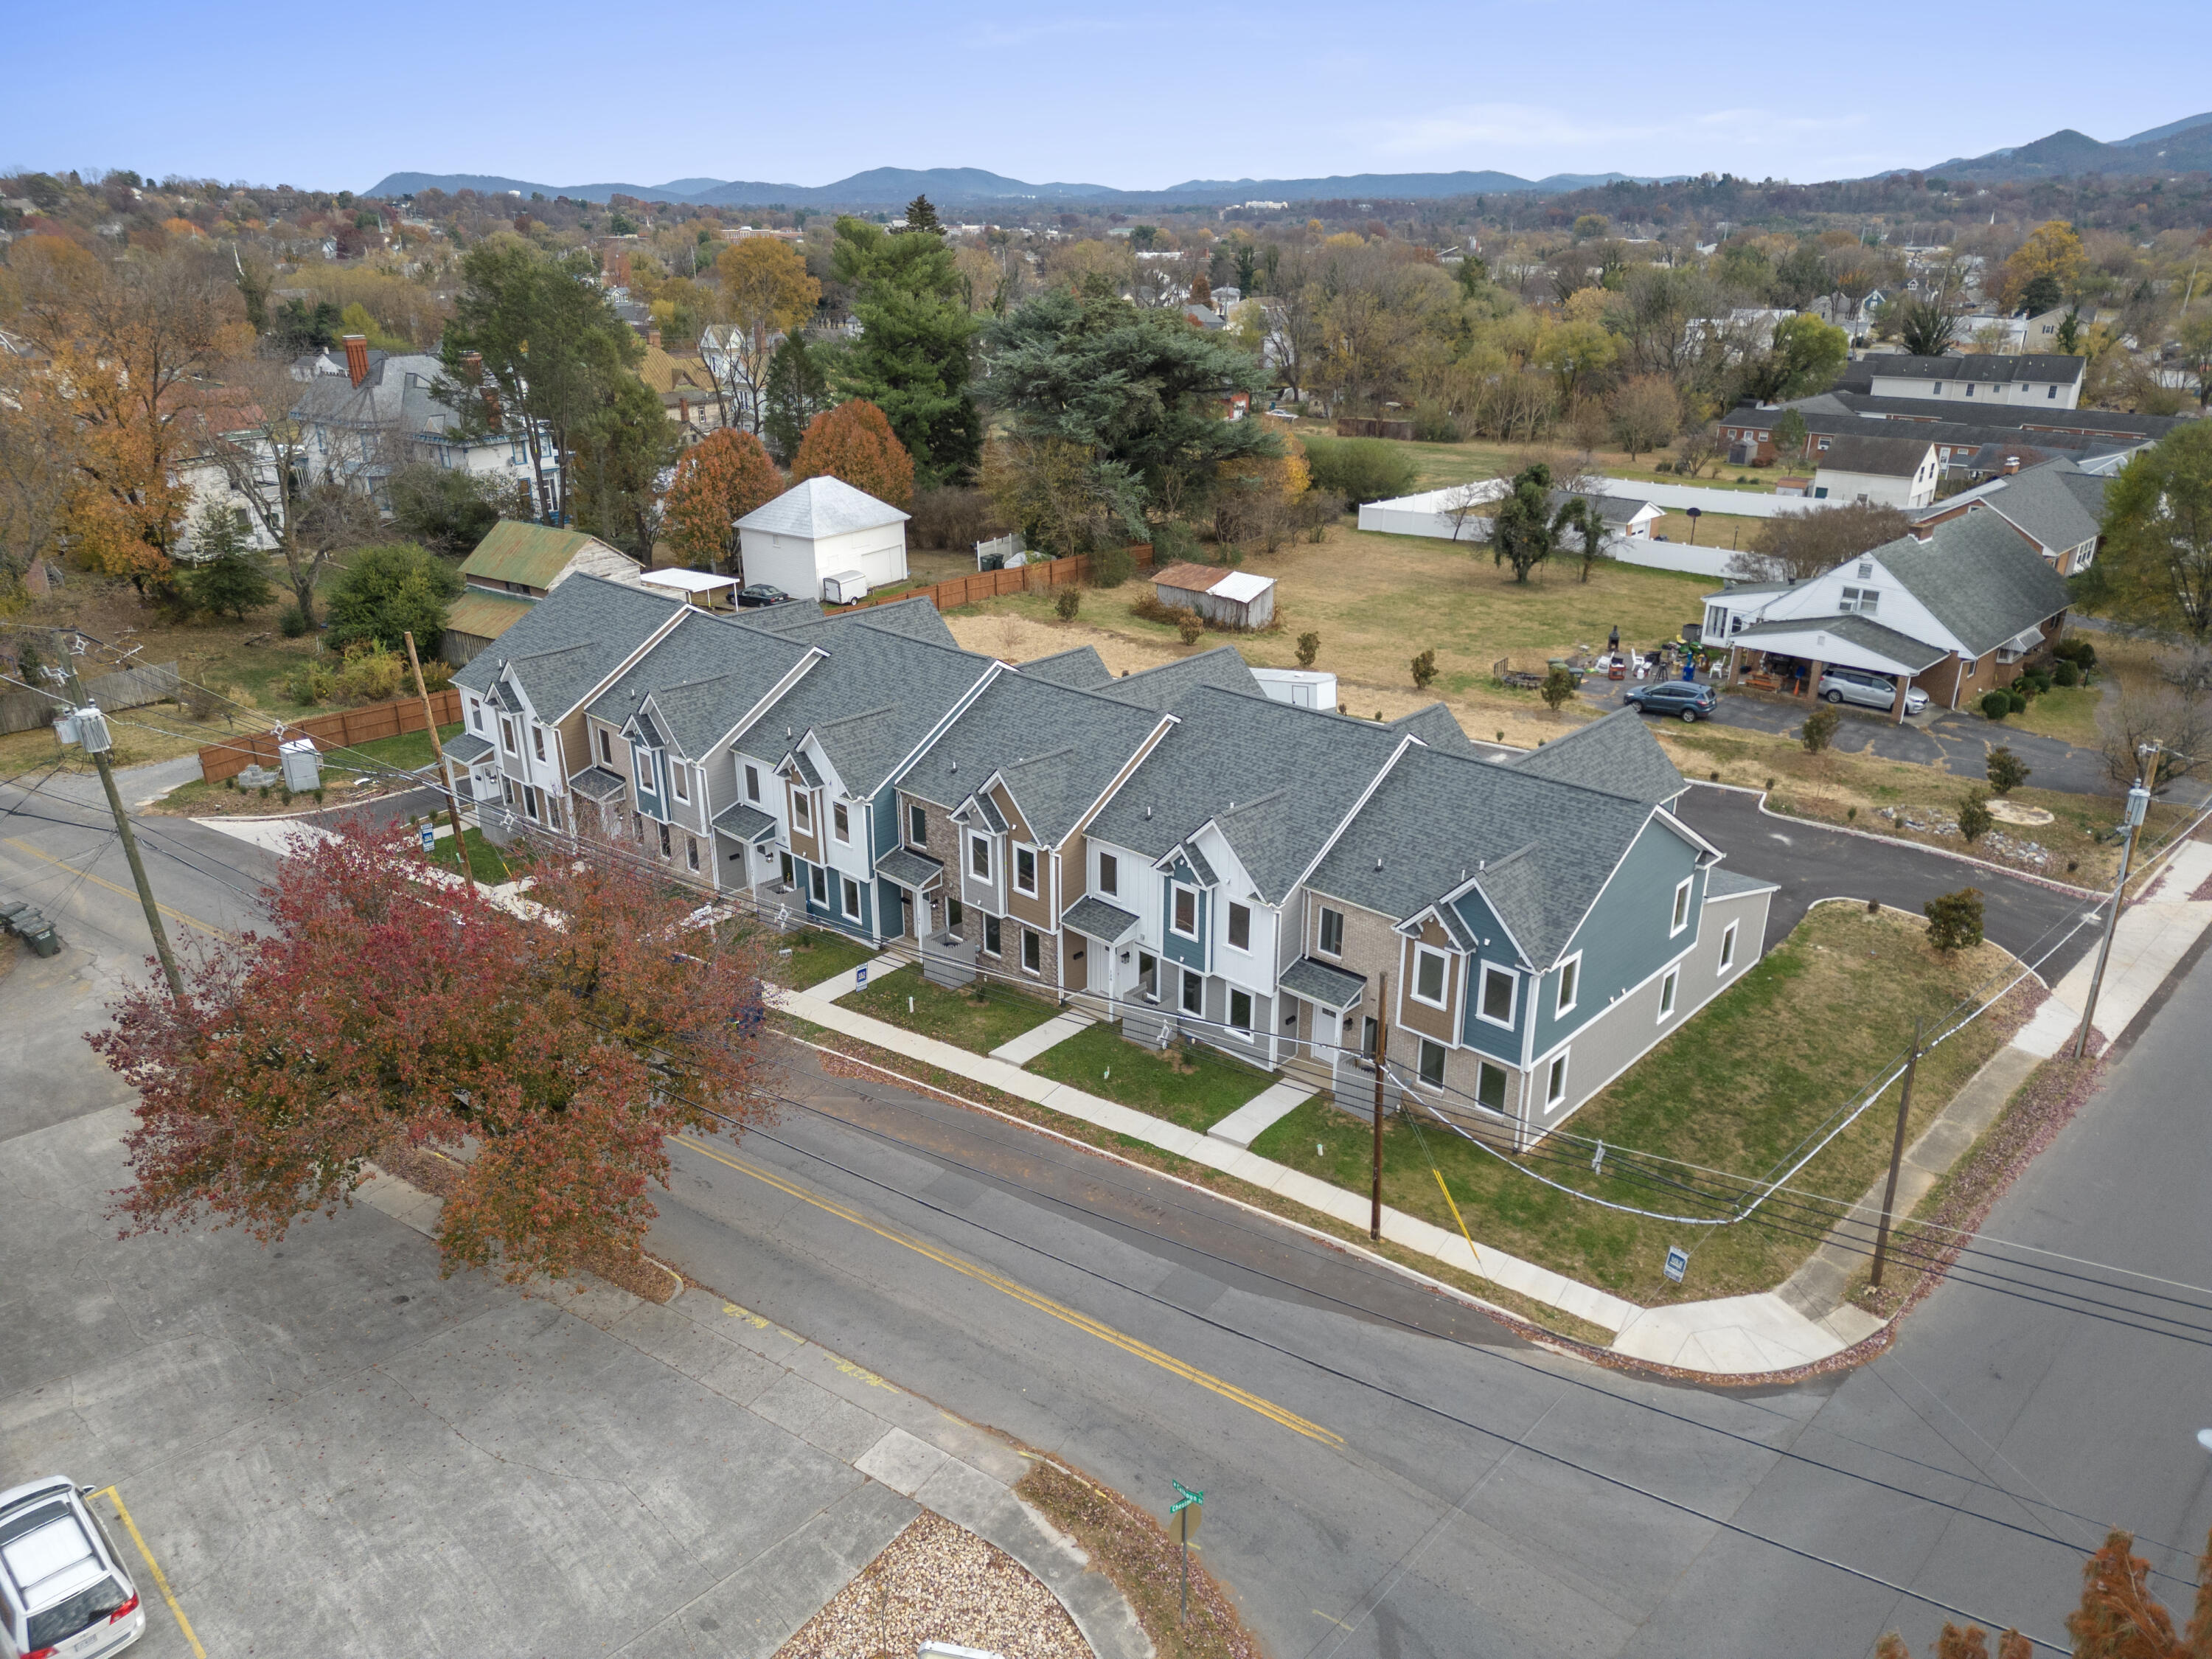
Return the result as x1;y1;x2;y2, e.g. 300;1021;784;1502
1168;1480;1204;1623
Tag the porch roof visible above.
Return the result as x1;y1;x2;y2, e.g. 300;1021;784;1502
444;731;494;765
1280;956;1367;1009
711;801;779;843
1729;614;1948;677
569;765;630;803
875;845;945;891
1062;894;1141;943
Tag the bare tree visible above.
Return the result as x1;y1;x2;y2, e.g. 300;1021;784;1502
1727;501;1910;584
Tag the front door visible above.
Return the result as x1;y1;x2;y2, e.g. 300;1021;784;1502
1138;951;1158;1000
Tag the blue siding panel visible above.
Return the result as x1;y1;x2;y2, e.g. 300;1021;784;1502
1532;819;1705;1055
1160;855;1208;972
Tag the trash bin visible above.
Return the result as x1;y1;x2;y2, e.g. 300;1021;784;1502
15;911;59;956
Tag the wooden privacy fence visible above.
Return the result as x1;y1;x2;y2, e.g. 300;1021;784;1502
197;687;463;784
846;545;1154;615
0;661;180;737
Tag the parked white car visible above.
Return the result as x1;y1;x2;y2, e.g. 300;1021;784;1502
0;1477;145;1659
1819;667;1928;716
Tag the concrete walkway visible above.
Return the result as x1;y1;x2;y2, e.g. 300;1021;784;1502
1208;1079;1318;1150
804;951;908;1002
358;1162;1151;1659
988;1008;1094;1065
2012;841;2212;1057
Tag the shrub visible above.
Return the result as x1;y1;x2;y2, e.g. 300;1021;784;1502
2020;668;2051;695
279;603;309;639
1295;489;1343;543
1411;647;1438;690
335;641;407;703
1980;689;2012;720
1176;612;1203;646
1924;886;1985;952
1957;789;1993;844
1986;746;2031;795
2051;637;2096;669
908;486;1006;551
2006;689;2028;714
1300;435;1418;506
287;661;338;705
1801;705;1840;754
324;542;462;655
1540;665;1577;712
1296;631;1321;669
1090;543;1133;589
2053;661;2080;688
1409;403;1461;442
1054;588;1081;622
1150;520;1202;565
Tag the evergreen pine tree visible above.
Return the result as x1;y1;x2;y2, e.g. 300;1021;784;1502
762;334;830;465
181;506;276;620
900;194;943;235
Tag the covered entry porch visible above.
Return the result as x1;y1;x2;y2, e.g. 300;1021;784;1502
1722;616;1947;725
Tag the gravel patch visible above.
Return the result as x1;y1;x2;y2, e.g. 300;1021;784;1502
774;1512;1092;1659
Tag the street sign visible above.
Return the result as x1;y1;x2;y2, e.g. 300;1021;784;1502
1169;1481;1206;1622
420;824;436;853
1663;1245;1689;1283
855;963;868;989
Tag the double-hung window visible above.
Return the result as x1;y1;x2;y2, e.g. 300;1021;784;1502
633;745;652;793
470;701;485;733
1227;902;1251;952
1098;853;1118;896
532;726;546;762
1478;964;1516;1027
500;717;517;754
1418;1038;1447;1088
1318;906;1344;957
1171;886;1198;939
1015;846;1037;896
1413;945;1450;1008
1555;954;1580;1018
745;764;761;803
1670;877;1692;936
832;801;850;844
970;835;991;881
672;765;689;804
908;804;927;847
1658;965;1680;1020
793;790;811;831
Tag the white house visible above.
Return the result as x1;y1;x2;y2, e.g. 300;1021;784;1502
736;476;910;600
1862;352;2084;411
1808;434;1940;508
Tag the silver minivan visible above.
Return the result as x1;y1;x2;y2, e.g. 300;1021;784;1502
1819;667;1928;716
0;1478;145;1659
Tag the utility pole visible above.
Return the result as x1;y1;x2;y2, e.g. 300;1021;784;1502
1371;972;1388;1241
404;632;466;849
2073;742;2160;1060
1868;1018;1921;1290
57;638;185;1002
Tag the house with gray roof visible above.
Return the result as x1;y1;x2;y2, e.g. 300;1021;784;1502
1703;509;2074;715
1862;352;2084;410
1909;455;2108;575
734;476;911;603
443;574;687;836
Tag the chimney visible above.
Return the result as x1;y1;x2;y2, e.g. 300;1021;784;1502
462;350;483;383
647;324;661;349
2002;453;2022;475
1911;524;1935;543
342;334;369;387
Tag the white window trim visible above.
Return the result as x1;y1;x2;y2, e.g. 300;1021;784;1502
1169;882;1200;940
1545;1049;1570;1108
1317;905;1344;959
500;716;518;754
745;764;761;803
1098;852;1119;896
1225;901;1252;954
1670;876;1693;937
1014;843;1038;896
1657;965;1680;1021
908;803;927;846
1718;920;1739;975
633;745;652;791
1228;987;1254;1032
1020;928;1043;977
1416;1036;1447;1089
1476;962;1517;1029
1554;952;1582;1018
969;832;992;882
1411;944;1453;1010
840;875;862;919
832;800;850;844
672;763;690;804
1472;1059;1512;1119
532;725;546;762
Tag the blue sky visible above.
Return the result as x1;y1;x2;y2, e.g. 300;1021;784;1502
8;1;2210;192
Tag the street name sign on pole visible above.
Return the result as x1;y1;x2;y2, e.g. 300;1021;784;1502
1168;1481;1205;1624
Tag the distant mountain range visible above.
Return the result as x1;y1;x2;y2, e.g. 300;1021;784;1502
364;164;1658;208
1908;110;2212;181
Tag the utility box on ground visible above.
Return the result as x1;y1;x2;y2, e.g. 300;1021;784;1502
279;736;321;793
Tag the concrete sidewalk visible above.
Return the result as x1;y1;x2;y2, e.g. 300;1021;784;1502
989;1008;1094;1065
777;840;2212;1377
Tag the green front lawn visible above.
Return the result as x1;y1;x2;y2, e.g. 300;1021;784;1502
844;964;1062;1054
1249;905;2028;1305
768;925;879;990
338;720;467;776
420;824;519;885
1026;1020;1281;1132
1993;685;2102;749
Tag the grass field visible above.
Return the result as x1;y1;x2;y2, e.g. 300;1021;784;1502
1991;684;2104;748
420;824;515;885
765;925;878;990
1385;434;1781;497
1026;1020;1282;1133
1248;905;2030;1305
844;964;1062;1054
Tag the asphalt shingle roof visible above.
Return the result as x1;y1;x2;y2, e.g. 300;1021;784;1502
1280;956;1367;1008
1931;458;2106;553
736;476;908;538
900;671;1165;845
1310;743;1670;970
1389;703;1473;751
1866;353;2085;386
1020;645;1114;689
712;801;779;842
1705;866;1778;899
1509;708;1686;804
1096;646;1259;712
1088;685;1406;902
452;574;684;717
443;731;493;765
1730;613;1950;674
875;845;945;888
585;608;816;759
1872;512;2074;657
1063;894;1141;942
1815;434;1937;477
569;765;629;802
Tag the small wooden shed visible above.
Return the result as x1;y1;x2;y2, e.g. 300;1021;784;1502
1151;562;1277;630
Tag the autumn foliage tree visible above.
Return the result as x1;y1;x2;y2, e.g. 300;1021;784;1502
91;827;776;1281
790;397;916;509
1874;1527;2212;1659
663;427;785;571
712;238;821;434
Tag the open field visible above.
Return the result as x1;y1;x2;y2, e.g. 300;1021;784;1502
1248;904;2031;1305
1380;434;1782;495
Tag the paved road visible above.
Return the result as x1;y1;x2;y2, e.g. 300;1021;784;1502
1584;681;2123;799
10;760;2208;1659
1674;785;2102;981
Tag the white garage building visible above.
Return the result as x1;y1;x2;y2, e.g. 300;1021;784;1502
735;476;910;602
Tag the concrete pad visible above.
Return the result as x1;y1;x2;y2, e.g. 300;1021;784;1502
191;816;335;855
856;1425;953;1497
2140;839;2212;902
747;1369;896;1462
804;950;907;1001
2044;899;2212;1046
2010;992;2082;1058
1611;1292;1851;1372
987;1008;1094;1065
1206;1079;1314;1148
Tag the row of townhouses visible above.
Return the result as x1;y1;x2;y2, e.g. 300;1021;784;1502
441;577;1775;1147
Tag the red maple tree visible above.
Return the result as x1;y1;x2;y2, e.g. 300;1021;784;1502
1874;1527;2212;1659
662;427;785;572
790;397;915;509
92;825;775;1281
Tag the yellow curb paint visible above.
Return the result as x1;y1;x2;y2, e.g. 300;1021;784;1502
91;1486;206;1659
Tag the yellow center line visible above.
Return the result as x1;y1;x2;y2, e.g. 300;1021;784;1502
89;1485;206;1659
672;1133;1343;1447
2;836;232;937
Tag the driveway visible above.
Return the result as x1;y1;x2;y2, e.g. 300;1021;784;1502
1584;680;2121;798
1674;783;2102;981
